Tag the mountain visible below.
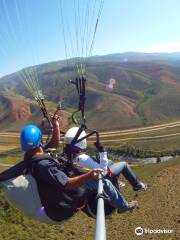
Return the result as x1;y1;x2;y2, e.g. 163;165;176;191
90;52;180;63
1;52;180;131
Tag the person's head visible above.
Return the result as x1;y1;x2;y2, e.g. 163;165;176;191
64;127;87;153
20;124;42;152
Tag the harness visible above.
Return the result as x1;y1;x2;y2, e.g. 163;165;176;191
26;153;86;222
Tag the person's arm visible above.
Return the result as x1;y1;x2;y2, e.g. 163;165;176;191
65;169;103;189
34;160;103;189
46;114;60;148
74;153;108;175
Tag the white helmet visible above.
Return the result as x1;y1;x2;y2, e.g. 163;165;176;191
64;127;87;150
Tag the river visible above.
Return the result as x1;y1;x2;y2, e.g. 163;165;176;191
108;153;175;164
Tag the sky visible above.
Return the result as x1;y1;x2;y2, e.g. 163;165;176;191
0;0;180;77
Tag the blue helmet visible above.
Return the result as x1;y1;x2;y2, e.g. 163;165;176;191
20;125;42;152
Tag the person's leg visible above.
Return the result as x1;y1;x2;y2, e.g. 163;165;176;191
86;179;128;209
103;179;128;209
109;162;147;191
109;161;139;187
85;180;99;192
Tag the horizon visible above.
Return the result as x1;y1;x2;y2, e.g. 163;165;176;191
1;50;180;78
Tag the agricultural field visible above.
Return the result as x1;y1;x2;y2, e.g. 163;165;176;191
1;120;180;160
93;121;180;155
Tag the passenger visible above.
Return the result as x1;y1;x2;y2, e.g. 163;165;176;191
64;127;148;213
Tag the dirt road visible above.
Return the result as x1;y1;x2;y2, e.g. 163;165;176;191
1;120;180;143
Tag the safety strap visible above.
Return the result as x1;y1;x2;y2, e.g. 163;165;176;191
70;77;86;125
96;191;110;202
68;76;100;164
70;124;86;147
26;153;55;176
76;195;88;211
107;167;113;178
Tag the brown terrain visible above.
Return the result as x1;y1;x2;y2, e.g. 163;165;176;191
0;94;69;132
10;98;32;122
1;57;180;132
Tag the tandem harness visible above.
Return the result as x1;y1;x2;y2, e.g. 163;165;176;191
26;153;87;222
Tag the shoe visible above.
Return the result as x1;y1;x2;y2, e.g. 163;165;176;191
118;180;126;188
118;201;138;213
133;182;148;192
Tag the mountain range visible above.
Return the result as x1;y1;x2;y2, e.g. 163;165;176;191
1;52;180;131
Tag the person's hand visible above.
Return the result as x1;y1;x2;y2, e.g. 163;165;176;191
94;141;105;152
51;113;60;129
40;118;52;134
39;113;60;134
89;168;103;180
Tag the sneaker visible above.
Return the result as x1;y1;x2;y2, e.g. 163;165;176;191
118;180;126;188
133;182;148;192
118;200;139;213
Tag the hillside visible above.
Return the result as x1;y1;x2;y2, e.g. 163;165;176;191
0;92;39;131
1;53;180;131
0;91;68;132
0;158;179;240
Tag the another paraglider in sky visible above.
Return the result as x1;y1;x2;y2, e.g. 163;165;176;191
106;78;116;91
